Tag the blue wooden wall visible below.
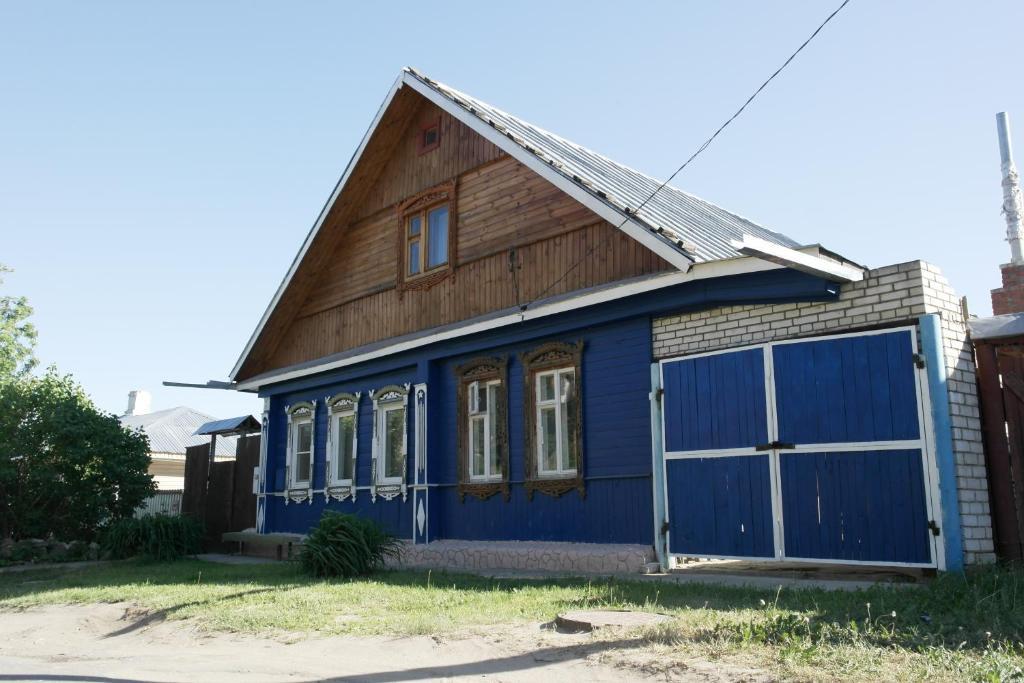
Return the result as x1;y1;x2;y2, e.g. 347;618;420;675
261;317;654;544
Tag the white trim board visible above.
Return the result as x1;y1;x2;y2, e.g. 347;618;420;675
236;254;805;391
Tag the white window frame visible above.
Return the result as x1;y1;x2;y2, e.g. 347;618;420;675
325;392;360;501
370;384;410;502
467;379;502;483
285;401;316;503
535;367;577;477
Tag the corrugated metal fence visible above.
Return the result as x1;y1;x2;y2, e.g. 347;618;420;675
135;490;184;518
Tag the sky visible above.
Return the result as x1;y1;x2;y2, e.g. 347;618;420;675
2;1;1022;420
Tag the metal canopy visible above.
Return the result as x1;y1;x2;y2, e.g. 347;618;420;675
969;313;1024;341
195;415;261;437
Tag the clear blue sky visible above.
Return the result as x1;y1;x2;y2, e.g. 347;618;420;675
2;1;1022;420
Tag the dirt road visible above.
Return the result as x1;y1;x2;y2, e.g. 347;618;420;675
0;603;760;682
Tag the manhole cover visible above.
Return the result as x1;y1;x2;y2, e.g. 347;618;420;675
555;609;672;632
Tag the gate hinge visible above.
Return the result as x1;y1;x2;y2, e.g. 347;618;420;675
654;387;664;403
913;353;926;369
928;520;941;537
660;519;670;536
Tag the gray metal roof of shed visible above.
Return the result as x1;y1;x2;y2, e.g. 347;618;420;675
969;313;1024;341
196;415;261;437
120;406;238;457
407;68;801;263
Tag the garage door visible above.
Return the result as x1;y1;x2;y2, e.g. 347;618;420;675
660;327;939;566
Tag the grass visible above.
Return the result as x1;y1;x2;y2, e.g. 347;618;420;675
0;560;1022;681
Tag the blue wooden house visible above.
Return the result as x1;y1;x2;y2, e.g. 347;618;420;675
228;69;984;572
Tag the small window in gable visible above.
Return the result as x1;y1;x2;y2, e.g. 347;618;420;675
417;118;440;155
456;357;509;502
397;180;456;290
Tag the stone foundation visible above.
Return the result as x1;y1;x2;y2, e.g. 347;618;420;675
389;540;656;574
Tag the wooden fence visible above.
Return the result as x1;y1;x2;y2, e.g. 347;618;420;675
181;434;260;551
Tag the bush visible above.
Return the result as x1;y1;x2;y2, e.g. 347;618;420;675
299;511;401;578
102;515;203;561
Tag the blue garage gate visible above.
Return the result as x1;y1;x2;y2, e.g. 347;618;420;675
660;327;941;568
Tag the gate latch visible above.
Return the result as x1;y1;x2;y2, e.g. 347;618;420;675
755;441;796;451
660;520;670;536
913;353;926;369
928;520;941;537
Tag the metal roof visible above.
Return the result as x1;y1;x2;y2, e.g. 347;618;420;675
969;313;1024;341
196;415;261;437
406;68;801;263
120;406;238;457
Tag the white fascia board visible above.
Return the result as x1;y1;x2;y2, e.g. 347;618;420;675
229;74;407;380
399;73;695;273
732;234;864;283
235;255;794;392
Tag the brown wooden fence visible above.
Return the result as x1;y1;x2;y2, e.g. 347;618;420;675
181;434;259;552
975;339;1024;562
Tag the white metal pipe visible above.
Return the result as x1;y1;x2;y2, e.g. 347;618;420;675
997;112;1024;265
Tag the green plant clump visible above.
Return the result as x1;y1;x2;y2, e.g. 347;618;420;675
102;514;203;561
299;511;401;578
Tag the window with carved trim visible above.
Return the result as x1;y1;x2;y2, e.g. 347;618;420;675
456;357;509;501
285;401;316;502
522;342;584;500
397;180;455;289
325;392;360;501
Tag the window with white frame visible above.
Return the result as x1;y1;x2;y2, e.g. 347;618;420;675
325;393;359;500
522;341;584;500
456;357;509;502
286;402;316;495
370;385;409;501
535;368;578;476
468;379;502;481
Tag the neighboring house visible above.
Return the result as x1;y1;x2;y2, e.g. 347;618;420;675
119;390;237;490
228;68;992;571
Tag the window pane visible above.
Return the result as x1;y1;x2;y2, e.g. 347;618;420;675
540;406;558;472
488;384;501;476
476;383;487;413
408;215;421;236
385;408;405;478
297;422;312;453
337;414;355;481
408;240;420;275
539;374;555;401
471;416;485;477
426;206;448;268
565;389;579;472
296;450;310;481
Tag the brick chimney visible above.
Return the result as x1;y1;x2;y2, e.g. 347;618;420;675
991;112;1024;315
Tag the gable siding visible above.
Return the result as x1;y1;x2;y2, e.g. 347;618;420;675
250;97;672;376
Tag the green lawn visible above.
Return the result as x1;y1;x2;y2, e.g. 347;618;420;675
1;560;1022;681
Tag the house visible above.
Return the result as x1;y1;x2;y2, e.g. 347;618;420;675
119;390;238;490
229;68;993;572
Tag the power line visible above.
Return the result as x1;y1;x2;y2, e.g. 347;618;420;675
520;0;852;312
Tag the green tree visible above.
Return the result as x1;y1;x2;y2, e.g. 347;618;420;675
0;369;156;541
0;265;38;380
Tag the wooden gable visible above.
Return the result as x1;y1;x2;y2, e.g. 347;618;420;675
236;92;671;381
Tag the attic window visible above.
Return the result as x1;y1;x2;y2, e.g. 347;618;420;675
417;119;440;155
397;180;456;290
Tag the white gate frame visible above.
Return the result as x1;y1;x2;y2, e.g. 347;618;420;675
657;325;943;569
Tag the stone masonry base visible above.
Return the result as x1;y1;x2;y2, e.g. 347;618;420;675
388;540;657;574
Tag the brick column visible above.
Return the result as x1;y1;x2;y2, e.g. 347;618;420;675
991;264;1024;315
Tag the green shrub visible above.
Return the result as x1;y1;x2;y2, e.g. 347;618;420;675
101;514;203;561
299;511;401;578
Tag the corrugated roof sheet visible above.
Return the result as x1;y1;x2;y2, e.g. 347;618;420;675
196;415;261;436
407;68;801;263
120;407;238;457
969;313;1024;341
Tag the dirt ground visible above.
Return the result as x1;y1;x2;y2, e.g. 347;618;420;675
0;603;769;682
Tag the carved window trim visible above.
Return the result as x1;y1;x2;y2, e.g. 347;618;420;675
521;341;585;500
455;357;510;502
284;400;316;505
370;384;410;502
324;392;360;502
397;180;457;292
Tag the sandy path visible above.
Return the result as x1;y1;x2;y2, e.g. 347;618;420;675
0;603;760;682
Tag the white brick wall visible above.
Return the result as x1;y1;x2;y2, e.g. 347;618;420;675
652;261;994;565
